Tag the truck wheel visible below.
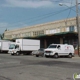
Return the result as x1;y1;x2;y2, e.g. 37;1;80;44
36;55;39;57
11;54;14;56
68;53;72;58
16;52;19;56
45;55;49;58
54;53;58;58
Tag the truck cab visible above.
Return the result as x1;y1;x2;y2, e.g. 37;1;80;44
8;43;20;55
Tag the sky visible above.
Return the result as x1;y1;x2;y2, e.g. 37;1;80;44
0;0;80;34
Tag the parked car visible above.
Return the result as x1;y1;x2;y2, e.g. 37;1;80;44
32;48;44;57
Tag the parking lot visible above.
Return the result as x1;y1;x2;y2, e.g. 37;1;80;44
0;53;80;80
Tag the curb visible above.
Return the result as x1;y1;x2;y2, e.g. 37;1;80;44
72;56;80;59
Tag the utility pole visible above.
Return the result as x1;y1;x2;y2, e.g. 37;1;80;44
76;0;80;56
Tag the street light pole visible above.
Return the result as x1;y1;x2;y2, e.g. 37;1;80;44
59;1;80;56
76;0;80;56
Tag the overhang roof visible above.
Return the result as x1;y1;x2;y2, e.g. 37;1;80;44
5;31;77;41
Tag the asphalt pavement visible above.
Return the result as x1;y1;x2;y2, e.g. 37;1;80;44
0;54;80;80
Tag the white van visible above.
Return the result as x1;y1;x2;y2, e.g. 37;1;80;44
44;44;74;58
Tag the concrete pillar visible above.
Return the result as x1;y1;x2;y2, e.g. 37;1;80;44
60;38;63;44
44;39;47;48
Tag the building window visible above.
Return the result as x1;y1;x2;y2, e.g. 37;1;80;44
33;30;44;36
74;26;77;32
69;26;74;31
28;32;31;36
57;28;60;33
45;30;50;34
20;32;31;37
66;27;69;32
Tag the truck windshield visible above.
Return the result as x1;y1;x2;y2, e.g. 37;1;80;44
9;44;15;49
48;45;57;48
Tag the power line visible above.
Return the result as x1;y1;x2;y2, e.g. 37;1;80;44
66;0;73;19
0;5;76;28
18;5;76;25
64;0;73;26
13;6;76;26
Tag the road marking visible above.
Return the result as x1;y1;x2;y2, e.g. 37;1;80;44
72;57;80;59
0;61;20;65
7;61;20;64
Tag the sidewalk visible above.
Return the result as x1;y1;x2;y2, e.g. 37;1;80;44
74;54;80;58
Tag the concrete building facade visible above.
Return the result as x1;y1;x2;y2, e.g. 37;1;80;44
3;17;78;48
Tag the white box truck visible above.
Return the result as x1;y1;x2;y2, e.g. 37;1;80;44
44;44;74;58
8;39;40;55
0;40;12;53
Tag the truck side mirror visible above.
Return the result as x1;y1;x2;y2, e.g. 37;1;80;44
15;46;17;49
57;45;60;49
15;45;19;49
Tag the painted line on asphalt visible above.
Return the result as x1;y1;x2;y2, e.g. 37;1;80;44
72;57;80;59
0;61;20;65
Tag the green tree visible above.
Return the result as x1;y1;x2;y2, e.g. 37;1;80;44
0;33;4;40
